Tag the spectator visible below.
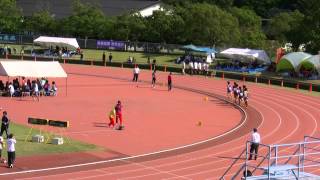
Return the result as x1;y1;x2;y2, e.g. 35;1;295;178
128;56;133;63
8;83;14;98
51;81;58;96
43;80;50;96
102;52;106;64
109;53;113;62
32;80;39;101
182;61;186;75
76;47;81;55
147;56;151;64
0;80;4;91
5;81;9;92
189;61;194;75
20;47;24;56
27;79;32;91
80;52;84;61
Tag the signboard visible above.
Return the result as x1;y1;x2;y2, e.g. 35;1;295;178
0;34;17;43
97;40;125;50
28;117;48;125
48;120;69;128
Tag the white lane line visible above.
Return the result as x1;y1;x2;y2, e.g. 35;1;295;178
139;97;284;180
202;90;319;179
116;159;191;180
0;95;248;177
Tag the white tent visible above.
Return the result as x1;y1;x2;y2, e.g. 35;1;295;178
34;36;79;50
0;60;68;95
0;61;67;78
220;48;271;65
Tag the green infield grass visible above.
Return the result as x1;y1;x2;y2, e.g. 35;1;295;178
0;123;103;158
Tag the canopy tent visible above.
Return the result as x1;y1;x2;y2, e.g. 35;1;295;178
181;44;216;63
0;60;68;95
276;52;312;72
34;36;80;50
220;48;271;65
298;55;320;73
181;44;216;53
0;61;67;77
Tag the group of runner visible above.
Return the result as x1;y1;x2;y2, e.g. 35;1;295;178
227;81;249;107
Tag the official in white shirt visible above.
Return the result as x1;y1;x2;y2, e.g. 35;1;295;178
133;65;140;82
7;133;16;168
249;128;260;160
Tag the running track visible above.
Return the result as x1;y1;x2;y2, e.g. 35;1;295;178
2;64;320;179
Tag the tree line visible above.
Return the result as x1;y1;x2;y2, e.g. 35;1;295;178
0;0;319;53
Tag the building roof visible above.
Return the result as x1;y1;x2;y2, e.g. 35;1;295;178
16;0;161;18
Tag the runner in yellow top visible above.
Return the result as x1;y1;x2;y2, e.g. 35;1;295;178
108;108;116;128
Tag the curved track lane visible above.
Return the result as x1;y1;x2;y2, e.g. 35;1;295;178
2;65;320;180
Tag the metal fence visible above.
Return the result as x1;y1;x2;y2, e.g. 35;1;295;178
0;34;185;54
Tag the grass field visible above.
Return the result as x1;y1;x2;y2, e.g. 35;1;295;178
1;43;181;67
0;123;103;158
1;43;319;84
79;49;181;66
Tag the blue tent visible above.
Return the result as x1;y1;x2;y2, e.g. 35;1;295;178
182;44;216;54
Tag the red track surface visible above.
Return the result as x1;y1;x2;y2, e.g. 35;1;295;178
0;64;319;179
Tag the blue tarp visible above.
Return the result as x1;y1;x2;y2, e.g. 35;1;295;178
182;44;216;53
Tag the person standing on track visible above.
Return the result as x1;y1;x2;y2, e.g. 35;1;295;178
115;101;124;130
0;111;10;138
249;128;260;160
108;108;116;128
7;133;16;168
133;65;140;86
168;72;172;91
152;70;156;88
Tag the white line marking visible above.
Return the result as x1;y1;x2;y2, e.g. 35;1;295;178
0;96;248;177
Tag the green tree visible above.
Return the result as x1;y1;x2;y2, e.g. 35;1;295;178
266;10;304;46
163;0;234;9
230;7;266;48
297;0;320;53
144;10;173;43
62;1;109;38
25;10;57;35
182;3;240;46
113;13;146;41
0;0;22;33
144;9;186;44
